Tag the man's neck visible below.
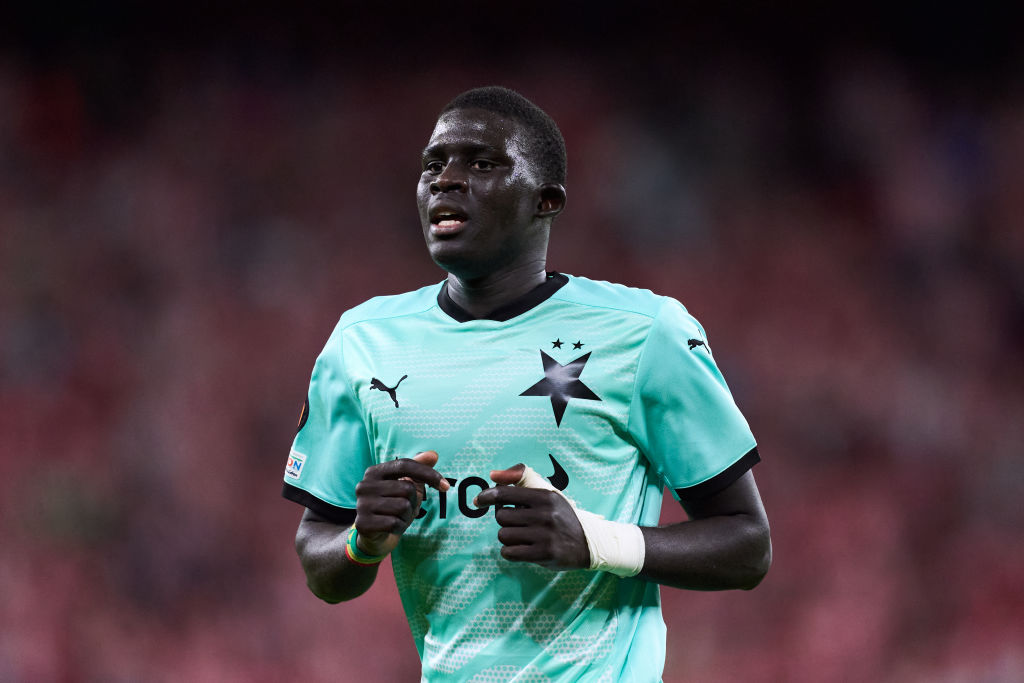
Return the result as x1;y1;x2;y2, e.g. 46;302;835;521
445;263;548;319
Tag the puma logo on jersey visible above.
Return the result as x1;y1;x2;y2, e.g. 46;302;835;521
687;338;710;353
370;375;408;407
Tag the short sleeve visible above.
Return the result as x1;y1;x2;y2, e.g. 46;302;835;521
627;299;759;503
282;323;373;524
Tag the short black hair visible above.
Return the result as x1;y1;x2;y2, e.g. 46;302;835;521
441;86;567;185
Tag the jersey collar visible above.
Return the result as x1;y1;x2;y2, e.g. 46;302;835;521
438;272;569;323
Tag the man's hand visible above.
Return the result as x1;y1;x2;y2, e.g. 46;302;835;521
473;463;590;570
354;451;449;557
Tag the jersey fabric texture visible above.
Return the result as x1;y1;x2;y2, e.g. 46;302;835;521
283;273;759;683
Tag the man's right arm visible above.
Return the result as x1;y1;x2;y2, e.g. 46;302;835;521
295;508;380;603
293;451;449;603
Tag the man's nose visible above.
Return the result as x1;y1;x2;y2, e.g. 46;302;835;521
430;166;468;194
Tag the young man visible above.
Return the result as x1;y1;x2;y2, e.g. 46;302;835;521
283;86;771;682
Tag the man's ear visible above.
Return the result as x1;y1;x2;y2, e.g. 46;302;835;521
536;184;566;218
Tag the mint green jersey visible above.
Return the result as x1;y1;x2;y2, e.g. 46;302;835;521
283;273;759;682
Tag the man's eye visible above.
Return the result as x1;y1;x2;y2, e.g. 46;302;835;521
424;161;444;174
471;160;496;171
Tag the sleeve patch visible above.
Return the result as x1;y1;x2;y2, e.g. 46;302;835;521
285;449;307;480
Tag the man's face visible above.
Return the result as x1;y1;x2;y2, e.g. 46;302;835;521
417;108;546;280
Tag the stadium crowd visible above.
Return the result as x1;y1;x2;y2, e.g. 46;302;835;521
1;13;1022;682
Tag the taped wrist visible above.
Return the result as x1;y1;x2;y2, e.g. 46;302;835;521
573;509;646;578
516;465;646;578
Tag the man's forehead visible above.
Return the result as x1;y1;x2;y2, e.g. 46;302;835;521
425;108;527;151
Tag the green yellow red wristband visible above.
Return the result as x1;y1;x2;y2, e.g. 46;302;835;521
345;526;388;566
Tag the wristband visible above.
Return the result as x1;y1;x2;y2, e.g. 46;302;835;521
515;465;646;578
344;526;388;566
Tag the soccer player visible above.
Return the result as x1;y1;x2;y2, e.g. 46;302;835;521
283;86;771;682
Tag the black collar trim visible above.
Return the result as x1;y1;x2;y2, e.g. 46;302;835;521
438;272;569;322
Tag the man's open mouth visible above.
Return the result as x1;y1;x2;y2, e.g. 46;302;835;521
430;207;469;235
431;210;468;227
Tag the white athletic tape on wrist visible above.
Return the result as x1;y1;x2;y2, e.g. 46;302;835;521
515;465;645;577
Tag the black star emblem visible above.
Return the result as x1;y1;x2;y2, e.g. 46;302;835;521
520;350;601;426
551;339;563;349
572;340;584;349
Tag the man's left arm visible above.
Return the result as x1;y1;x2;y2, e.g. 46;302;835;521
475;466;770;590
639;470;770;590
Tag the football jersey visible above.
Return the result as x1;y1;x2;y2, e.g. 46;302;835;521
283;273;759;682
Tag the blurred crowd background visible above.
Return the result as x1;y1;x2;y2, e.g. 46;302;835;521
2;5;1022;682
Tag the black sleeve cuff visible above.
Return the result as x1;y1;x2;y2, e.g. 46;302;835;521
282;483;357;525
674;447;761;504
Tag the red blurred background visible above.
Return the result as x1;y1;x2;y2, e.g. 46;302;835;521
2;5;1022;681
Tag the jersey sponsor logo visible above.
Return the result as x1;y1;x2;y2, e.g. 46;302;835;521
519;349;601;426
369;374;408;407
285;449;306;480
417;455;570;519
